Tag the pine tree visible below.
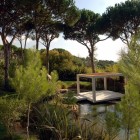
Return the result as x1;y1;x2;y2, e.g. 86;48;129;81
11;49;50;139
118;33;140;140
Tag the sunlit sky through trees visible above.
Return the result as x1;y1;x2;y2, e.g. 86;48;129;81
1;0;127;61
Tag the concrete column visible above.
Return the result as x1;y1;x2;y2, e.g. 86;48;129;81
77;75;80;94
92;77;96;102
104;77;107;90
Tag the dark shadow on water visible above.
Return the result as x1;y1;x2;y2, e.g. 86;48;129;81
77;98;121;105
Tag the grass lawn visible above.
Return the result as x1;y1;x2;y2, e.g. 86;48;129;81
63;81;91;89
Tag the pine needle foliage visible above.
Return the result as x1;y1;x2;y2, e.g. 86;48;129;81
11;49;51;139
11;49;49;103
118;33;140;140
119;34;140;90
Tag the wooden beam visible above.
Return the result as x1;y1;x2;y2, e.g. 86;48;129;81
92;77;96;102
104;77;107;90
77;75;80;94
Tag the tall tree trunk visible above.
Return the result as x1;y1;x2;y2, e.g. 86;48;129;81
36;39;39;50
89;51;95;73
19;38;24;61
24;36;28;50
24;32;29;50
36;32;39;50
88;42;96;73
46;46;50;73
27;103;31;140
1;32;15;89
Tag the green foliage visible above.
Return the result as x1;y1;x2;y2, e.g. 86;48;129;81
57;81;68;89
119;35;140;89
96;60;119;73
11;49;56;139
100;0;140;45
0;96;26;135
11;50;49;103
118;33;140;139
41;49;88;81
105;64;119;73
46;71;60;96
63;9;104;72
62;91;77;105
9;59;18;78
32;95;98;140
116;89;140;140
97;60;115;69
104;111;120;140
34;103;77;139
64;81;91;90
0;45;3;50
0;60;4;87
45;0;80;26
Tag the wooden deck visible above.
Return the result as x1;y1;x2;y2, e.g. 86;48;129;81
75;90;124;103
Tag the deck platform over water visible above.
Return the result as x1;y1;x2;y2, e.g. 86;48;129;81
75;90;124;103
76;73;124;103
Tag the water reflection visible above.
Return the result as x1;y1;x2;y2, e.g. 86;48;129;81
79;102;116;117
78;101;140;140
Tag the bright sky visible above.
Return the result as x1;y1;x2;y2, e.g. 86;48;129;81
1;0;127;61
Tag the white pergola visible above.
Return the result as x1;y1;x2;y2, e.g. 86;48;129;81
76;73;124;103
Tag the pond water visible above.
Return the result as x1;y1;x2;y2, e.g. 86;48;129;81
78;101;140;140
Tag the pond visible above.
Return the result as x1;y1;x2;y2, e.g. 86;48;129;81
78;100;140;140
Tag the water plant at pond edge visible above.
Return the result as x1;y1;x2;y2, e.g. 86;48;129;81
104;111;121;140
116;87;140;140
30;94;105;140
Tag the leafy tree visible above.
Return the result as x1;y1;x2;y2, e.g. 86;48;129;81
40;23;61;73
105;64;119;73
38;0;80;72
97;60;115;69
15;20;35;60
72;56;86;67
64;9;108;73
28;0;80;50
0;0;80;89
44;0;80;27
99;0;140;46
28;3;52;50
41;48;73;72
41;48;88;80
0;0;26;89
11;50;50;139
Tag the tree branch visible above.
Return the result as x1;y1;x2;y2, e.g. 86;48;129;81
97;35;110;43
119;36;127;45
77;40;90;53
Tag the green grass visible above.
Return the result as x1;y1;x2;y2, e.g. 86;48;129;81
63;81;91;89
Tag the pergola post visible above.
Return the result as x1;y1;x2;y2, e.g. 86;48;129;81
92;77;96;102
77;75;80;94
104;77;107;90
